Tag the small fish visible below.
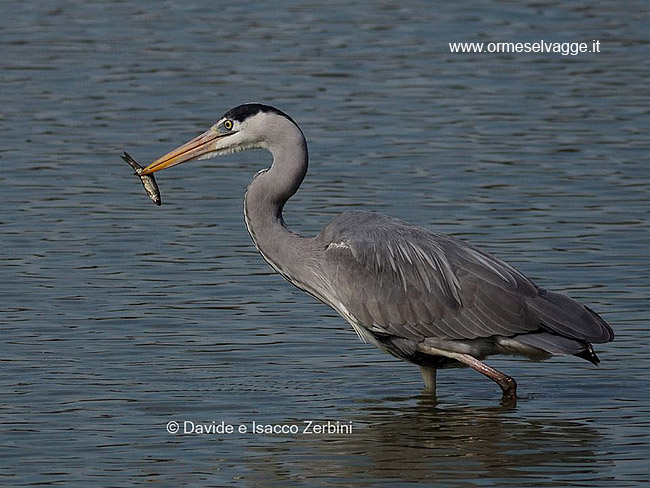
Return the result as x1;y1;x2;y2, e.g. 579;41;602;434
121;151;161;206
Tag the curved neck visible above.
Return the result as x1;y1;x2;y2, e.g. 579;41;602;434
243;129;312;283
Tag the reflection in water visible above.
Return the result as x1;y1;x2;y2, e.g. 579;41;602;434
243;396;608;486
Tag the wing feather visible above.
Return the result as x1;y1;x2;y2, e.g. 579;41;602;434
315;211;612;346
317;212;538;341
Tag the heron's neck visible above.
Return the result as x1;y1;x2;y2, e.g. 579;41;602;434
243;134;312;282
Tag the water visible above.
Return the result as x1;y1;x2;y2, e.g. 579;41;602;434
1;0;649;486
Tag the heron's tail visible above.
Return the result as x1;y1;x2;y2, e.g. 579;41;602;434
529;289;614;344
515;289;614;365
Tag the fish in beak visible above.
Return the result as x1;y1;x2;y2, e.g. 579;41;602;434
121;152;161;206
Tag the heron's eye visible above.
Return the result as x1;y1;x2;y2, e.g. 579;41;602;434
223;120;234;131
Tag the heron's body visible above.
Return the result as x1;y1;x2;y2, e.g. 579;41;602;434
140;103;614;403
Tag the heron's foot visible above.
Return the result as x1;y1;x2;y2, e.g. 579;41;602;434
499;377;517;407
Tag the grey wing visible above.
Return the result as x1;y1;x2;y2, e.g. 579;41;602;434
317;212;612;346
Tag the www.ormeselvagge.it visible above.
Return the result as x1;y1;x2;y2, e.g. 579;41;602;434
449;40;601;56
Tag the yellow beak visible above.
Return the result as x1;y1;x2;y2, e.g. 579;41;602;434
141;129;225;175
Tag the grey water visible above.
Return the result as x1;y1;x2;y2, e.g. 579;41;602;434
1;1;649;486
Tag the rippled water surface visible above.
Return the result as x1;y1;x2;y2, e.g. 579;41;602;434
2;1;649;486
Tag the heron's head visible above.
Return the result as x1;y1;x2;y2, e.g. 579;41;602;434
141;103;302;175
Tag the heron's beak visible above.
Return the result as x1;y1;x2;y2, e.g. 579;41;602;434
141;129;226;175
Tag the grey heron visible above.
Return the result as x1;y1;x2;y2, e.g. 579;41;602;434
140;103;614;404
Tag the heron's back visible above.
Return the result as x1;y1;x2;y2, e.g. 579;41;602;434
312;211;613;363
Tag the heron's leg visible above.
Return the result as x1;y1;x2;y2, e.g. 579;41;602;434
416;344;517;405
419;366;437;394
453;353;517;405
